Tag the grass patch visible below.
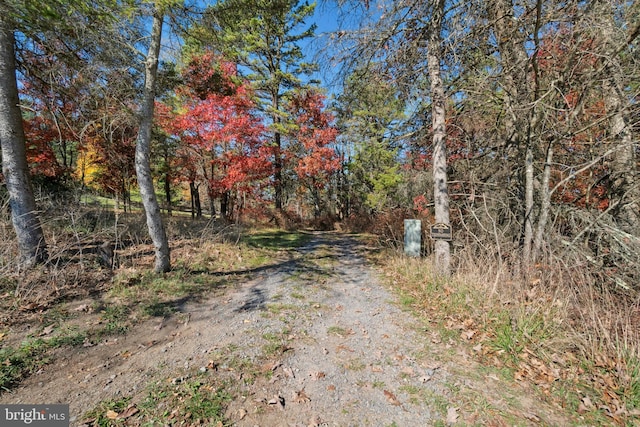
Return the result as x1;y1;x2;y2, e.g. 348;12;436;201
142;300;178;318
83;373;233;426
0;330;86;392
344;358;366;371
242;229;312;250
265;303;298;315
81;397;132;427
327;325;351;337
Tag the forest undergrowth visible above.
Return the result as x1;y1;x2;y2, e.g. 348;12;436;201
368;217;640;426
0;204;639;425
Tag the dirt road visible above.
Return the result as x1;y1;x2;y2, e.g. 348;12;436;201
1;232;564;426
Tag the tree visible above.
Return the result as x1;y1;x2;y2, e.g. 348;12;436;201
334;68;406;217
284;88;339;217
196;0;317;211
335;0;453;274
160;51;270;220
426;0;450;276
592;0;640;232
136;5;170;273
0;11;47;266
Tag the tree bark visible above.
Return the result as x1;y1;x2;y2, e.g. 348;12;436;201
533;141;553;260
523;145;534;263
427;0;450;277
0;15;48;267
596;0;640;232
273;91;283;211
135;8;170;273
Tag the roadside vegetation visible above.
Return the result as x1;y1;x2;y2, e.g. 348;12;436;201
0;204;638;425
374;249;640;425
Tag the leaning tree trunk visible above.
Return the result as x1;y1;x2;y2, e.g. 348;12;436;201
0;16;48;267
135;8;170;273
427;0;450;277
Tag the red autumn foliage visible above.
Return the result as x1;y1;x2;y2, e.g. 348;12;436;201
158;52;271;215
285;89;340;188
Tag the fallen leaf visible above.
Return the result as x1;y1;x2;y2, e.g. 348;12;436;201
261;360;282;373
116;405;139;419
293;388;311;403
446;407;459;424
383;390;401;406
40;325;55;336
268;395;285;410
336;344;354;353
237;408;247;420
74;303;90;312
523;412;540;422
308;415;324;426
105;410;118;420
269;373;281;384
20;302;42;312
283;366;295;378
461;329;476;340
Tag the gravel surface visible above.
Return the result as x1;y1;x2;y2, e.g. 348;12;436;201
2;232;453;426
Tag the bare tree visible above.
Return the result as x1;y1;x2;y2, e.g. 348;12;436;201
427;0;450;276
136;6;170;273
593;0;640;232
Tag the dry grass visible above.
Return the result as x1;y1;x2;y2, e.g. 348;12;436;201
374;242;640;425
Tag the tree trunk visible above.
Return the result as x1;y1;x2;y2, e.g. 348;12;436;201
164;170;172;216
488;0;537;268
189;181;202;219
533;141;553;260
523;145;534;264
0;16;48;266
596;0;640;232
135;8;170;273
427;0;450;277
221;190;229;219
274;130;283;210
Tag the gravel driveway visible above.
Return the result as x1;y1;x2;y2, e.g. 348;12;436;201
3;232;456;426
